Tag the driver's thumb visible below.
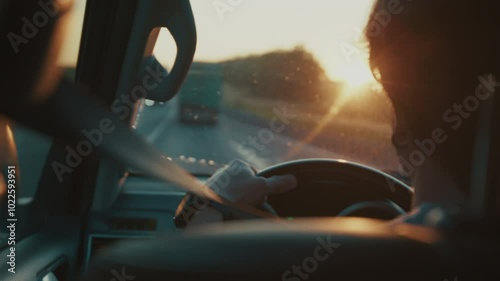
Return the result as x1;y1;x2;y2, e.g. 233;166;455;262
265;174;298;194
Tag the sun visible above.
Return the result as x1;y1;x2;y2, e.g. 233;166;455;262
341;60;376;88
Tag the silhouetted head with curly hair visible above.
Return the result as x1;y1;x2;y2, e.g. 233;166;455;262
367;0;499;204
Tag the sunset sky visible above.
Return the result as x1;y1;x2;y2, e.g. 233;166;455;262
59;0;376;84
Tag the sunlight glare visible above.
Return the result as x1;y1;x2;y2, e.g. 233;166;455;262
341;60;376;89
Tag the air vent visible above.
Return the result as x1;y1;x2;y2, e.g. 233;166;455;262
109;217;157;231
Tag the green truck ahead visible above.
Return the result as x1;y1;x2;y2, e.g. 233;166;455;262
178;62;223;125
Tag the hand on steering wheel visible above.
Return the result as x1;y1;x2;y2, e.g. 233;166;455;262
205;159;298;206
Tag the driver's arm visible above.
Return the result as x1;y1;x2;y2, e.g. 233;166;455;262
185;160;297;227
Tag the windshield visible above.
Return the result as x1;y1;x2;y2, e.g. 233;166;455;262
134;0;399;175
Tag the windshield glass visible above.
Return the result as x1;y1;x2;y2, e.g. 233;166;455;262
135;0;399;175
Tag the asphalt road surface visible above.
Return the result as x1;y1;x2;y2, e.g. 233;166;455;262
135;99;398;172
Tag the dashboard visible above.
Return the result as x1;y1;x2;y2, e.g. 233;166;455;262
83;176;201;270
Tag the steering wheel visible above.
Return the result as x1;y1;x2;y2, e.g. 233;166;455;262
257;159;413;220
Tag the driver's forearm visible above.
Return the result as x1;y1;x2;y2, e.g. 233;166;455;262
187;207;224;227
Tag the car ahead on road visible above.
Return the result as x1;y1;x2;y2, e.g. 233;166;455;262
178;62;223;125
1;1;499;281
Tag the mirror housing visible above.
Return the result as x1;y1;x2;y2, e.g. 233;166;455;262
117;0;197;103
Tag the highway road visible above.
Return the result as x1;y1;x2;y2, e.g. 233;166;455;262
135;99;399;172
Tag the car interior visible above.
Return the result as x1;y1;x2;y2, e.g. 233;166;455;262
1;0;499;280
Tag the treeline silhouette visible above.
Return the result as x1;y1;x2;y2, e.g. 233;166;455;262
219;47;339;111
